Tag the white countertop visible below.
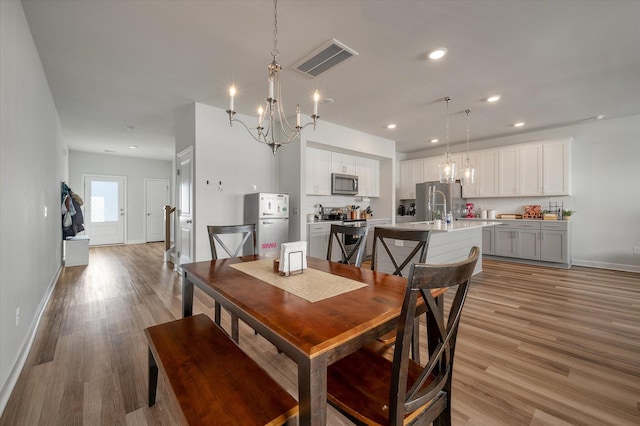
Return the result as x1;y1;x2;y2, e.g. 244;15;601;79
458;217;570;223
378;220;500;233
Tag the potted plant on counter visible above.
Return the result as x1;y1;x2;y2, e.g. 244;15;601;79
562;210;575;220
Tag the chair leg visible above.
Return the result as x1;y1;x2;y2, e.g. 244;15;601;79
231;313;239;343
148;348;158;407
214;301;221;326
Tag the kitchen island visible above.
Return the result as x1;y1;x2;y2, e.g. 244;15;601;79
373;220;499;275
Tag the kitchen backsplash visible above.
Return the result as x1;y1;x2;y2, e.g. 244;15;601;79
465;196;573;217
302;195;371;218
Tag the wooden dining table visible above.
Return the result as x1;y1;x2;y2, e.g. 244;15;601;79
181;255;445;426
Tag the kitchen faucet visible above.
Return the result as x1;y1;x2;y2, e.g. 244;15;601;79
431;186;446;221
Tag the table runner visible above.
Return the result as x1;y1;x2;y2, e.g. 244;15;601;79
230;259;367;303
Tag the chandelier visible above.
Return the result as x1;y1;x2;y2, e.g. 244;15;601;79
460;109;475;186
439;97;457;183
226;0;319;154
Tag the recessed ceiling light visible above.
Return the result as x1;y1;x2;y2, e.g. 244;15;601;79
596;114;605;120
129;145;138;149
430;138;439;143
387;123;397;129
124;125;134;132
426;47;447;60
513;122;525;127
487;95;501;103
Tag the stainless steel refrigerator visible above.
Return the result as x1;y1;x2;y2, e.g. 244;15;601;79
244;193;289;257
416;181;466;221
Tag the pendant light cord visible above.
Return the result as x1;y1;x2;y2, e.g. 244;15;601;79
271;0;279;60
465;109;471;162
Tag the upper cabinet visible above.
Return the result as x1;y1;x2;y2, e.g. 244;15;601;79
499;144;542;196
542;139;571;195
331;152;356;175
306;147;332;195
462;149;499;198
356;157;380;197
414;138;571;199
399;159;424;199
307;147;381;197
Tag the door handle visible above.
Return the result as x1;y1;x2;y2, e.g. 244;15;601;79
186;220;192;224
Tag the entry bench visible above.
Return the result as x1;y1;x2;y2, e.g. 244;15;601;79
144;314;298;425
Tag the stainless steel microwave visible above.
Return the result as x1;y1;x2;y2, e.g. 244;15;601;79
331;173;358;195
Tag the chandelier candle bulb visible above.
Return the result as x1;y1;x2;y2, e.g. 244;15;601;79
296;105;301;127
313;91;320;116
229;86;236;112
268;77;274;99
257;106;264;126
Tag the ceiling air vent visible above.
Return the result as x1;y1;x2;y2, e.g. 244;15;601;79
294;39;358;78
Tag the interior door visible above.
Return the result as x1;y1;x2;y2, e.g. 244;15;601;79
145;178;169;242
177;148;193;265
83;175;125;245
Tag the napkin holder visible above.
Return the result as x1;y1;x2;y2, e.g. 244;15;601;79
277;241;307;276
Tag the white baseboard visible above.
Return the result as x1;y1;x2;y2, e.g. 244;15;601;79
0;265;62;416
572;259;640;273
125;239;146;245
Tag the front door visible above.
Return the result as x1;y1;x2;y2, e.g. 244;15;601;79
145;178;170;242
177;148;193;265
83;175;126;245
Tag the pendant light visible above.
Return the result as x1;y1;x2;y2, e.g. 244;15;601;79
460;109;475;186
439;97;456;183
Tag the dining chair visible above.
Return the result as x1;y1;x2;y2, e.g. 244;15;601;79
371;227;432;361
327;246;480;426
327;224;369;267
207;224;256;343
370;227;431;276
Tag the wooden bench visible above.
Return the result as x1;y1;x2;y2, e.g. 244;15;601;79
145;314;298;425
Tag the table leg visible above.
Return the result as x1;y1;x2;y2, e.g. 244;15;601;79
182;274;194;317
297;353;327;426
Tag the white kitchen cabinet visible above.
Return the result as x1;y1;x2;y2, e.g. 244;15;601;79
462;149;499;198
306;147;331;195
308;222;332;259
399;159;424;199
356;157;379;197
331;152;356;175
543;140;571;195
499;144;543;197
423;156;441;182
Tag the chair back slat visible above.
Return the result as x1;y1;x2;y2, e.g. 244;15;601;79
327;224;369;267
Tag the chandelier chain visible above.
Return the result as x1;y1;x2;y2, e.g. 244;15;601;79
271;0;279;59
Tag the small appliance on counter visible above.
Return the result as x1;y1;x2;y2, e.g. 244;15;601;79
397;204;406;216
464;203;475;218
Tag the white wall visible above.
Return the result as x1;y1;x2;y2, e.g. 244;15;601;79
68;151;173;244
0;0;65;410
187;103;279;261
403;115;640;272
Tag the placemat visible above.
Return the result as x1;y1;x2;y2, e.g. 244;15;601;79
230;259;367;303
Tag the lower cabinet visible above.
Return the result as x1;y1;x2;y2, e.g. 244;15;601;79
485;220;570;267
540;222;570;263
308;222;343;260
308;223;331;259
482;227;495;255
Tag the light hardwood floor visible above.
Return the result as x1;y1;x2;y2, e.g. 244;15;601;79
1;243;638;425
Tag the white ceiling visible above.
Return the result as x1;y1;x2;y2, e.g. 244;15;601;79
22;0;640;161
